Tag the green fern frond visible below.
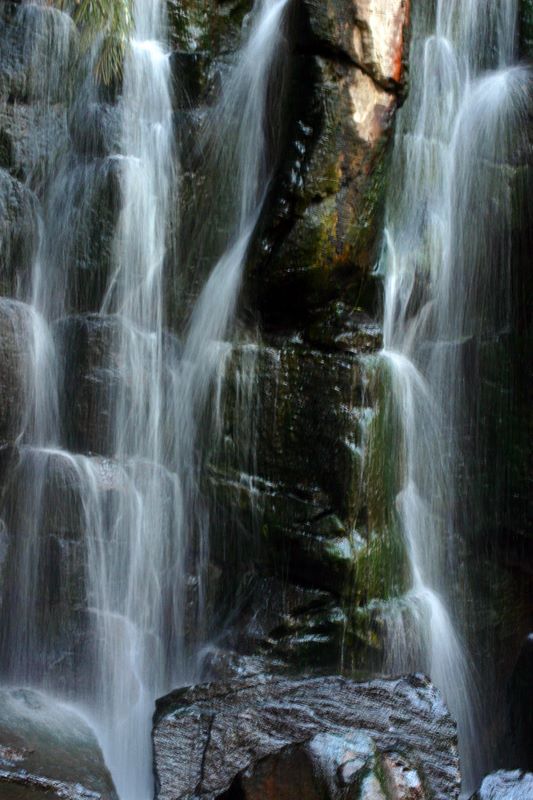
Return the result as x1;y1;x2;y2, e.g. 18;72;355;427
56;0;133;85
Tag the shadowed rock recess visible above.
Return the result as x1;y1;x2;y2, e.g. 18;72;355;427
0;0;531;798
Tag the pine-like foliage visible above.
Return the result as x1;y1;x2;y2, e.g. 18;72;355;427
57;0;133;85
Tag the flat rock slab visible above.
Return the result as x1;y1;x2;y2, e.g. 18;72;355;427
0;687;118;799
153;674;460;800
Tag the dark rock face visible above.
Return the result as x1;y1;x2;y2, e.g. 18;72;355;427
49;157;122;316
521;0;533;58
0;0;409;690
55;314;122;456
472;770;533;800
168;0;253;56
0;3;74;181
152;674;460;800
0;686;118;799
169;0;409;320
193;0;410;677
207;319;397;671
0;298;34;444
0;448;123;687
507;634;533;771
253;0;408;319
0;169;37;297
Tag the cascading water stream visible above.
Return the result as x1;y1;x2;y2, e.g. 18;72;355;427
174;0;289;646
0;0;289;797
87;3;179;795
378;0;529;792
79;0;288;795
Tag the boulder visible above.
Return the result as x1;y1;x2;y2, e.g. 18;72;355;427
0;686;117;799
472;770;533;800
217;340;371;520
209;338;398;590
68;100;121;160
152;674;460;799
66;156;121;313
55;314;183;457
207;333;403;669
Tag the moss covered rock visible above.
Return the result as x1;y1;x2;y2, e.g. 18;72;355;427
254;4;407;320
167;0;253;55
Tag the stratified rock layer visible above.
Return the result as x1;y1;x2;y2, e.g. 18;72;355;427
153;674;460;800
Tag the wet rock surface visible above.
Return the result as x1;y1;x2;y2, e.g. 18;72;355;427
0;687;117;799
0;169;37;296
192;0;408;674
0;299;34;444
520;0;533;58
472;770;533;800
0;448;124;687
153;674;460;800
251;0;408;319
55;314;122;457
0;3;74;181
207;328;396;671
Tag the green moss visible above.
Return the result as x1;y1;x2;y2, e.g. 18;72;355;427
352;529;407;606
57;0;133;86
347;156;388;261
341;357;410;613
364;358;402;533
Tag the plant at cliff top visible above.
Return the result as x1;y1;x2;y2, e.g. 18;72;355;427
57;0;133;85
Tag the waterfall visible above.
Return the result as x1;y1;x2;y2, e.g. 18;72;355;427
174;0;289;647
0;0;288;797
378;0;529;792
86;2;179;795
